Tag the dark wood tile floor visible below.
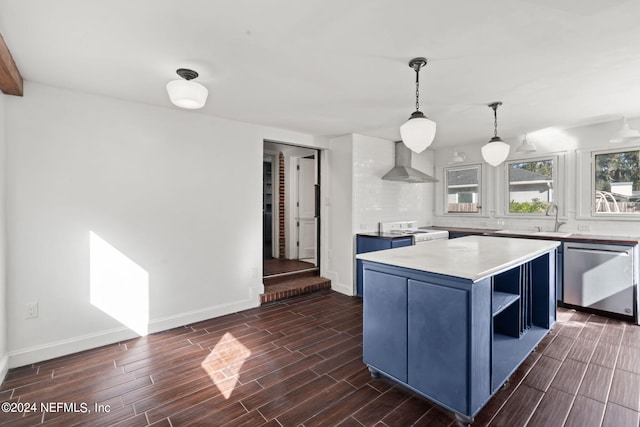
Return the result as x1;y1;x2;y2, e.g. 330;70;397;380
263;259;316;276
1;290;639;426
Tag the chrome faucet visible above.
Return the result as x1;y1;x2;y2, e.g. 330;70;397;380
545;202;566;232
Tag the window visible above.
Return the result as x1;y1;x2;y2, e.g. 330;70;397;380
446;165;481;213
593;149;640;214
507;159;554;214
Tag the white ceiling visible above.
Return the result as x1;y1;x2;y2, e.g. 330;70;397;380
1;0;639;148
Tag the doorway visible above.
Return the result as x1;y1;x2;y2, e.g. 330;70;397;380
263;141;320;277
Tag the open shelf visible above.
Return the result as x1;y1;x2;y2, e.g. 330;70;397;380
492;326;548;392
492;291;520;317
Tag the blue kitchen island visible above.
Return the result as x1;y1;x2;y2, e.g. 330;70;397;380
357;235;560;425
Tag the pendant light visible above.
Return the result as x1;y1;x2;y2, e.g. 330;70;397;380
610;117;640;143
166;68;208;109
516;133;536;153
481;102;510;166
399;57;436;153
449;151;466;164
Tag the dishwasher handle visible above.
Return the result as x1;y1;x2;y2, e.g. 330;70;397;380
565;246;630;257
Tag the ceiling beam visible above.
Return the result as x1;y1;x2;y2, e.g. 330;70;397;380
0;33;23;96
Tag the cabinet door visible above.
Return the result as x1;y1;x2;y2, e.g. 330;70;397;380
356;236;409;296
408;279;469;413
391;237;413;248
362;268;407;382
556;247;563;302
357;236;392;253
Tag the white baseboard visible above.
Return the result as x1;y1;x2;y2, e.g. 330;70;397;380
325;271;354;296
331;281;354;296
147;297;258;335
8;327;139;369
0;353;8;384
8;297;260;369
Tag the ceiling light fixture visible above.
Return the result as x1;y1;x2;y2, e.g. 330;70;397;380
166;68;208;109
449;151;466;164
400;57;436;153
610;117;640;143
481;102;510;166
516;133;536;153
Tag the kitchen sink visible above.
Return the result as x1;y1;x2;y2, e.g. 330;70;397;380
495;229;572;238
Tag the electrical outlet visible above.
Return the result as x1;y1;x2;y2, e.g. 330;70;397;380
25;302;38;319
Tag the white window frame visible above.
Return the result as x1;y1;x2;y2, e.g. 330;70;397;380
441;164;485;216
588;146;640;218
503;155;558;217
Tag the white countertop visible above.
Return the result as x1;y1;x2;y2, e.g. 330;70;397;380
357;235;560;282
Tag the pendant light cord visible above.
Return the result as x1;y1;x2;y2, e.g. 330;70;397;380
489;102;502;139
415;67;420;112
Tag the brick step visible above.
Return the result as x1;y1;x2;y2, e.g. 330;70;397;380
261;276;331;304
263;268;319;286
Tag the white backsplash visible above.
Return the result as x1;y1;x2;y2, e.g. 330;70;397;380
352;135;434;232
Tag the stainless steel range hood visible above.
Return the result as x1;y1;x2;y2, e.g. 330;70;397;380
382;141;438;183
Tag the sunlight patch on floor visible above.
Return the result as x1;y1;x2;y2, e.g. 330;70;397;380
201;332;252;399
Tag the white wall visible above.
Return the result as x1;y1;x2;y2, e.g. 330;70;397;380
433;117;640;236
323;135;354;295
5;82;326;367
0;92;8;381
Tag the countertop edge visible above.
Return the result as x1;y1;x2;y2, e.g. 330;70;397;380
357;236;560;282
425;226;640;245
356;232;414;240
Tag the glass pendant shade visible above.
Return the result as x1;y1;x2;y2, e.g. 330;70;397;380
516;134;536;152
610;117;640;143
166;79;208;109
481;137;510;167
400;111;437;153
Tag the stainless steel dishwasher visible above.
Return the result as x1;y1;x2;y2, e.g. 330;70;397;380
563;242;638;322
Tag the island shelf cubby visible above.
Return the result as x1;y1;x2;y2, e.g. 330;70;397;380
491;255;554;393
358;236;558;425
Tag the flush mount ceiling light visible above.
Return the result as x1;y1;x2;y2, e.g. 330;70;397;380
516;133;536;153
610;117;640;143
166;68;208;109
449;151;466;164
481;102;510;166
399;57;436;154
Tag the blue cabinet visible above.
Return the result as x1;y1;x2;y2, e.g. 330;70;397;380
362;269;407;381
361;250;556;422
355;235;412;296
556;246;563;302
408;278;491;414
447;231;472;239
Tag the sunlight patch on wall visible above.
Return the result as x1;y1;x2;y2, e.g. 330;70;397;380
89;231;149;336
528;127;578;151
201;332;252;399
